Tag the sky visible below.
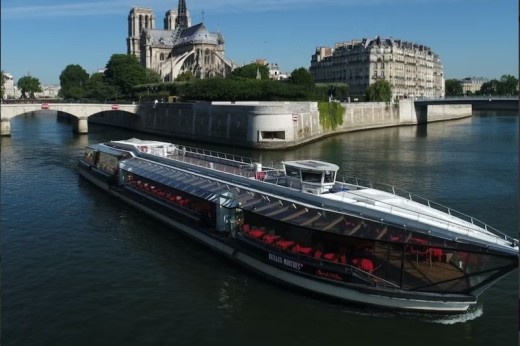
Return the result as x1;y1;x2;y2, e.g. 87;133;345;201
1;0;517;85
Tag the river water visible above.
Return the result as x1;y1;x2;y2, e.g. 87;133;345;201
1;110;518;346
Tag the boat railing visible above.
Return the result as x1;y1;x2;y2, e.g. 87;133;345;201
337;176;517;246
179;145;256;168
348;266;400;289
157;144;516;246
176;145;283;177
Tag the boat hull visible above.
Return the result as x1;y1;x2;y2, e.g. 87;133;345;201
78;165;476;313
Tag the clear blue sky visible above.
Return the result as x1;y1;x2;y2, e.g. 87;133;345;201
1;0;517;85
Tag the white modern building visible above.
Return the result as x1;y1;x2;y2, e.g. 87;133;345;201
310;36;445;99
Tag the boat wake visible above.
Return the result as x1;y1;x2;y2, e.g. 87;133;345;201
338;303;484;324
428;304;484;325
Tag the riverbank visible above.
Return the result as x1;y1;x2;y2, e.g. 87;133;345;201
88;99;472;149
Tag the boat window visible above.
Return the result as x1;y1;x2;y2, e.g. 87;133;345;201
324;171;335;183
83;147;96;164
97;152;119;174
286;167;300;179
301;171;322;183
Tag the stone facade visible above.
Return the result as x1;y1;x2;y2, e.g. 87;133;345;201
460;77;488;95
310;37;445;99
2;73;19;99
126;1;235;81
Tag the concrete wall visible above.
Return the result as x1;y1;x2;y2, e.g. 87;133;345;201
89;99;471;149
427;104;472;122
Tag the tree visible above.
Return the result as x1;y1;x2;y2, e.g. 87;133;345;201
175;71;195;81
84;72;118;101
18;75;42;99
444;79;463;96
480;80;500;95
318;101;345;131
498;74;518;95
145;68;162;84
365;79;392;102
230;63;269;79
290;67;315;88
1;71;6;99
59;64;89;100
104;54;154;98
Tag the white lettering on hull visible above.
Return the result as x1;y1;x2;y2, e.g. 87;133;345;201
268;253;303;270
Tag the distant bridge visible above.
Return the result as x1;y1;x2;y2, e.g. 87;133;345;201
414;96;519;111
0;103;140;136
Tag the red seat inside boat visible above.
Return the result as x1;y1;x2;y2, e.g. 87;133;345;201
263;234;281;244
277;240;295;250
249;229;265;238
429;248;443;261
323;253;338;262
353;258;374;273
298;247;313;255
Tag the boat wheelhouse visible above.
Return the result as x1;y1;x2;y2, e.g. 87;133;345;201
78;138;518;313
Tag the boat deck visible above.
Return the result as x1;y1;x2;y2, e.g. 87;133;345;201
371;242;467;291
166;152;259;179
162;149;515;252
108;139;517;254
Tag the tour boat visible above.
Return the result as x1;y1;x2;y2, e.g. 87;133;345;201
78;138;518;313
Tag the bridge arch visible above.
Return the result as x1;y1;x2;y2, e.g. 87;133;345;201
1;103;140;136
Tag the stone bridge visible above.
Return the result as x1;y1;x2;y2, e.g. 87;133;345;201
0;103;140;136
415;96;519;111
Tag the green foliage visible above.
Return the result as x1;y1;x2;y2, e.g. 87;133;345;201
1;71;6;99
498;74;518;95
290;67;315;88
59;64;89;100
318;101;345;131
133;82;179;101
104;54;155;97
84;72;119;101
479;80;499;95
180;78;309;101
145;68;162;84
478;75;518;96
445;79;463;96
230;63;269;79
331;84;349;101
17;75;42;99
313;83;349;101
365;79;392;102
176;71;195;81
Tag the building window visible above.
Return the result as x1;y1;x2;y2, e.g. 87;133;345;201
261;131;286;140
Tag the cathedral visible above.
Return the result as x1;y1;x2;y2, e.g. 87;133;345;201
127;0;236;81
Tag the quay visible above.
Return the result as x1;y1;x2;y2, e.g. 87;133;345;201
1;98;512;149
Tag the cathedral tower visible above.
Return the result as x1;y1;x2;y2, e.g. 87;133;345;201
175;0;189;30
127;7;156;57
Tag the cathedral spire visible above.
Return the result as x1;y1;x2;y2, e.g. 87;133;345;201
175;0;188;29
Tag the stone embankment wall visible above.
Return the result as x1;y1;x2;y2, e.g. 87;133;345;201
89;100;471;149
